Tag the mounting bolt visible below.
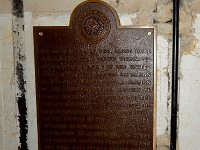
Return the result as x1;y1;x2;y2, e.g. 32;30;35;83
148;32;151;35
39;32;44;36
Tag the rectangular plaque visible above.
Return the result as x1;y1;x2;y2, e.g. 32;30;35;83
34;1;156;150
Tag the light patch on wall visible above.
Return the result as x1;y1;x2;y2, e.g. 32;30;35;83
157;132;170;150
0;0;12;14
191;0;200;13
24;0;83;12
180;1;197;56
192;14;200;57
118;14;133;25
33;13;71;26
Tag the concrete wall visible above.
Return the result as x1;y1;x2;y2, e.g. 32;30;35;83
0;0;200;149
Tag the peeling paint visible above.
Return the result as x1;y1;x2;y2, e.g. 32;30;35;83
153;1;173;148
180;1;197;56
12;0;28;149
157;131;170;150
166;40;172;149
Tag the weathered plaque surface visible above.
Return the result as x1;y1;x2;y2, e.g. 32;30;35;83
34;1;156;150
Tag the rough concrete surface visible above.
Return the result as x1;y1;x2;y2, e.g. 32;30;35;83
0;0;200;150
0;0;12;14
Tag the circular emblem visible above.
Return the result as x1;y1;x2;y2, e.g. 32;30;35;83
84;17;104;36
75;10;110;43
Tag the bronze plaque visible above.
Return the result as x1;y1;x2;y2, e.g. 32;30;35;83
34;1;156;150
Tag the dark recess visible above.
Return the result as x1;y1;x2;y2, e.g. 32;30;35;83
16;63;28;150
12;0;24;18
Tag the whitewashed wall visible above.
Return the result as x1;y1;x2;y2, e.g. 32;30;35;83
0;14;18;150
0;0;200;150
178;14;200;150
